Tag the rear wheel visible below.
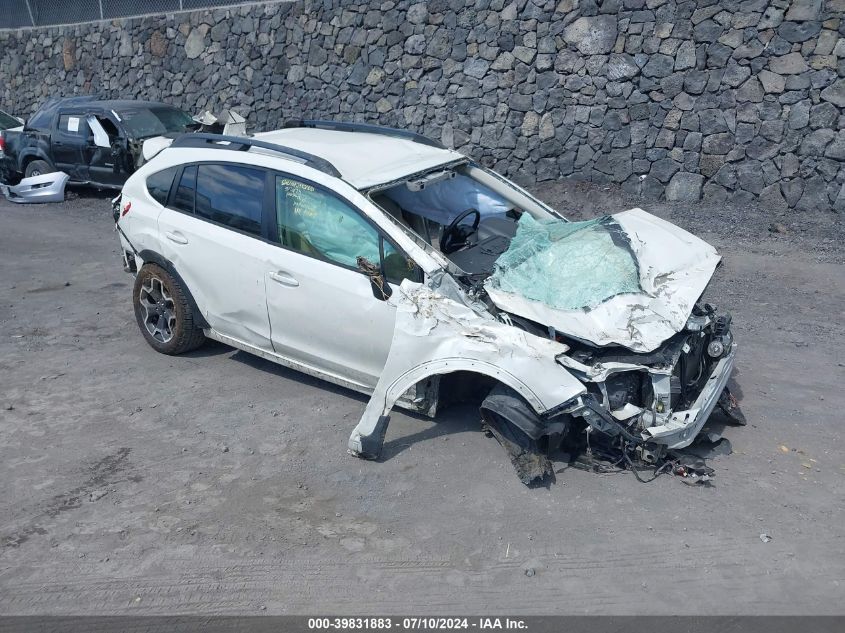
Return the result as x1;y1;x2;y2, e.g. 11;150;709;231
24;159;52;178
133;264;205;355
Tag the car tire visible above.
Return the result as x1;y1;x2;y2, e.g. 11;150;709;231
133;263;205;355
24;160;53;178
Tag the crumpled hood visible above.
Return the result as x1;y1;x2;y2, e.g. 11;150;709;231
484;208;721;353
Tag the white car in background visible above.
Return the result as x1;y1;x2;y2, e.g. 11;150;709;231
113;120;742;484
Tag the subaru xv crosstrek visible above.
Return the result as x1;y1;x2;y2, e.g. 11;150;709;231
113;120;742;484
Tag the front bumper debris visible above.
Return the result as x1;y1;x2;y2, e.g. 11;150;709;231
0;171;69;204
643;346;736;449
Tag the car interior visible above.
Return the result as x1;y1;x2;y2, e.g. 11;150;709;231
370;164;528;275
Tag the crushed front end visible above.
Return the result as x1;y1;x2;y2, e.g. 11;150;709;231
553;303;739;467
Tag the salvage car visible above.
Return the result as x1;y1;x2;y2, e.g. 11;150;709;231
0;96;195;188
113;121;742;484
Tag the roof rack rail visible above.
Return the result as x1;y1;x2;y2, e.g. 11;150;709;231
169;133;342;178
283;119;446;150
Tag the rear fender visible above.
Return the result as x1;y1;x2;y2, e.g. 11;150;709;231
136;249;210;329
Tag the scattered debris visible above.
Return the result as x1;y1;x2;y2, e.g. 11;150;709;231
524;568;535;577
768;222;788;234
0;171;69;204
759;533;772;543
89;490;108;502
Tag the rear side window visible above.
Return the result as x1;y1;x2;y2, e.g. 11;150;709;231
172;165;197;213
57;114;88;137
194;164;265;236
145;166;177;206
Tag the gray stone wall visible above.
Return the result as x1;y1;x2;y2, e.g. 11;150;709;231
1;0;844;211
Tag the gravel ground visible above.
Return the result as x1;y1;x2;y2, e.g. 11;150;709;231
0;183;843;615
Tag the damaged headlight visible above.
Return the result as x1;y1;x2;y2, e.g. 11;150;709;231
706;314;733;358
707;339;725;358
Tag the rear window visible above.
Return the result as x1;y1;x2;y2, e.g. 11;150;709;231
0;110;18;130
145;166;177;206
119;106;194;139
195;164;265;236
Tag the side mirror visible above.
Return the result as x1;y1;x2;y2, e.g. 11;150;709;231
356;256;392;301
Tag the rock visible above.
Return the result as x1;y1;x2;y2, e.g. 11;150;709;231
758;70;785;94
745;137;779;160
736;77;763;103
564;15;618;55
798;129;835;156
781;179;804;207
405;34;426;54
513;46;536;65
722;63;751;88
607;54;639;80
810;103;839;129
375;97;393;113
760;185;787;209
665;172;704;201
539;113;555;140
784;0;822;22
407;3;428;24
777;22;821;44
491;52;515;71
642;53;674;78
768;52;809;75
795;176;829;212
650;158;681;183
62;38;75;71
757;7;784;30
820;79;845;107
185;28;205;59
702;133;733;155
463;58;489;79
150;31;167;58
736;162;764;194
825;131;845;161
788;102;810;129
209;21;228;43
674;40;696;70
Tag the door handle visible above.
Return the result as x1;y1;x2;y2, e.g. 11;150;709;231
165;231;189;245
269;271;299;287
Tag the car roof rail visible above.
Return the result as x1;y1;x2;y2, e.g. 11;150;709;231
169;133;342;178
283;119;446;150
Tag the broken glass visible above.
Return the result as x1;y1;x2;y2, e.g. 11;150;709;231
486;214;641;311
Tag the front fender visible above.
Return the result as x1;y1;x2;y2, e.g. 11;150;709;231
348;277;586;458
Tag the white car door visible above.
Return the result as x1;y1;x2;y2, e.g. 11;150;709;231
155;162;274;349
264;173;420;388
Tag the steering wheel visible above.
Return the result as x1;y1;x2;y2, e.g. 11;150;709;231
440;208;481;254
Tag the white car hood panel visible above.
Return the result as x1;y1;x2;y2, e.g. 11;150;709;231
484;208;721;353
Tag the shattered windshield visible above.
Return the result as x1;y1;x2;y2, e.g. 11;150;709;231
486;214;641;311
119;106;195;139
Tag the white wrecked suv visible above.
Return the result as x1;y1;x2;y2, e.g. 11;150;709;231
114;120;742;484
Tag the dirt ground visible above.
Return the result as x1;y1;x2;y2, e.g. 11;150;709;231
0;182;843;615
